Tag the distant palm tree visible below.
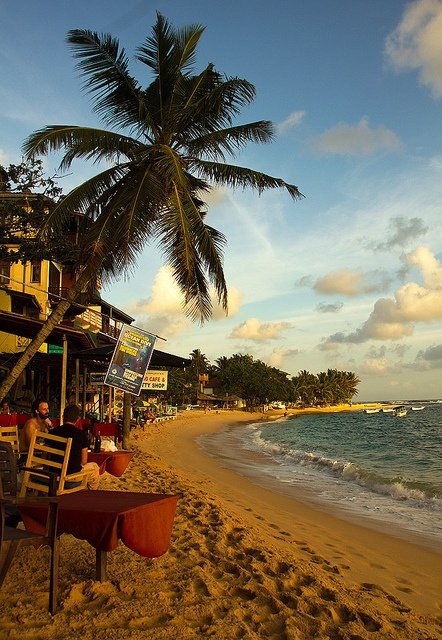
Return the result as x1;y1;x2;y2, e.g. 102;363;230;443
0;13;302;401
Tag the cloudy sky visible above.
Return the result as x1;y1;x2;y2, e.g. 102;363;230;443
1;0;441;400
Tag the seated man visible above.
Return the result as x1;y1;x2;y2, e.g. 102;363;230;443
19;398;53;455
51;404;100;490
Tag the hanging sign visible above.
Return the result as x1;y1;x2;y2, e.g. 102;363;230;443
104;324;156;395
141;370;168;391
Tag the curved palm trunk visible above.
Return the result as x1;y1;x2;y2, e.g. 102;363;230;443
0;267;92;402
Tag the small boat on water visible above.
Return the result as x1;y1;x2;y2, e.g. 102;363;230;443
364;408;380;414
411;406;425;411
381;407;395;413
394;406;407;417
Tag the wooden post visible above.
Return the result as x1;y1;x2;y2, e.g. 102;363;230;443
122;392;131;449
108;385;113;422
95;549;107;581
59;335;68;419
100;385;104;422
75;358;80;405
82;365;87;416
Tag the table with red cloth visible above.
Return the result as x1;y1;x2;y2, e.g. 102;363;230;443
19;490;178;580
87;450;135;477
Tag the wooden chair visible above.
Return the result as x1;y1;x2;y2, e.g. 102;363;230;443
20;431;90;497
1;441;58;522
0;494;60;613
0;442;18;499
1;441;59;497
0;425;20;456
0;441;60;613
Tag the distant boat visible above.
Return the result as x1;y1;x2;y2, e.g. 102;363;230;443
411;405;425;411
364;408;380;414
381;407;395;413
394;406;407;417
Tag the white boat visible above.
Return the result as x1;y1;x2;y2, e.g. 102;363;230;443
394;406;407;417
381;407;395;413
364;408;380;414
411;405;425;411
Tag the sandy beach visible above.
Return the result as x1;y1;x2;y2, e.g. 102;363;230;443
0;408;441;639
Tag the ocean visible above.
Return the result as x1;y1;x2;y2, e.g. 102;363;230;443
198;403;442;550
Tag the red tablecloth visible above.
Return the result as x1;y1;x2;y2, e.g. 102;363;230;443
87;451;135;477
20;490;178;557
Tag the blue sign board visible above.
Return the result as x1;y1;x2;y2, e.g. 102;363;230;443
104;324;156;395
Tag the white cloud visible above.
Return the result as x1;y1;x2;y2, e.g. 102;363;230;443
266;347;300;368
135;266;184;317
210;287;243;320
202;187;228;207
359;358;396;375
312;117;404;156
314;268;391;296
131;265;243;337
318;340;340;352
385;0;442;98
230;317;291;342
320;246;442;346
0;149;6;165
407;245;442;288
277;110;305;133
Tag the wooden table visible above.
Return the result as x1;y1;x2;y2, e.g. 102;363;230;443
87;450;135;477
20;490;178;580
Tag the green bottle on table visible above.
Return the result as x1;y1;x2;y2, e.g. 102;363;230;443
94;430;102;453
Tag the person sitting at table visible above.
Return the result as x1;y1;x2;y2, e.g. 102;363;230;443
1;397;12;414
51;403;100;490
19;398;53;456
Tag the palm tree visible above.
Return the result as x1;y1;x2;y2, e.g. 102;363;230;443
0;13;302;401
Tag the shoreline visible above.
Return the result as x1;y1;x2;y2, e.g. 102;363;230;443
135;408;441;618
196;409;441;554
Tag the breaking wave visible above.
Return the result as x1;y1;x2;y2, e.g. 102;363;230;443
247;425;441;507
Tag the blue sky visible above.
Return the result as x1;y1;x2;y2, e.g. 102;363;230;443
1;0;441;400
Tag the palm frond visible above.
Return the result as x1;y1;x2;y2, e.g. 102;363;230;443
185;121;274;161
166;73;258;144
173;23;205;75
39;165;130;238
67;29;145;132
23;126;144;170
156;184;227;321
136;14;206;131
79;166;165;277
191;159;304;200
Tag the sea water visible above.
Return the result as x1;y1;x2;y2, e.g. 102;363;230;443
198;403;442;550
